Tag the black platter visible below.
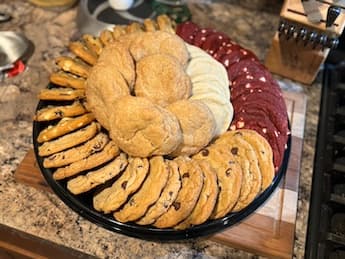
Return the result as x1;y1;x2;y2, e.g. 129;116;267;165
32;96;291;240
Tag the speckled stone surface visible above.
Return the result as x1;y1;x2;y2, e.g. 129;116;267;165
0;1;320;258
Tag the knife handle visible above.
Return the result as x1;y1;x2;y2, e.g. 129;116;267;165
277;19;339;50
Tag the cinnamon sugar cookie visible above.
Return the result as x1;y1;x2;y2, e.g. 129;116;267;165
135;54;192;107
109;96;182;157
86;62;130;130
129;31;189;67
96;42;135;89
167;99;215;156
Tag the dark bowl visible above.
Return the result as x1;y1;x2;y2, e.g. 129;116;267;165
32;97;291;241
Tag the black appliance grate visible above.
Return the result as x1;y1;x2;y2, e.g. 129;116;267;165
305;55;345;258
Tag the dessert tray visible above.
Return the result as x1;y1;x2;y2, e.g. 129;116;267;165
32;15;291;240
33;124;290;240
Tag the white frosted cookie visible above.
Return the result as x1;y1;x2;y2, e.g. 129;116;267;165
186;44;233;136
191;80;227;101
186;44;230;100
190;94;233;137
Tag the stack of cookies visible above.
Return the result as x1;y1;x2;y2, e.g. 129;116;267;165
176;22;290;171
33;15;288;230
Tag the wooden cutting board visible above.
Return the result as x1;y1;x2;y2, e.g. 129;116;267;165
15;90;307;259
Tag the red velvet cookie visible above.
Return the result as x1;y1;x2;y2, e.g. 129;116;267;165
176;21;200;44
234;107;288;153
230;80;282;100
213;43;241;60
193;28;216;47
232;101;288;169
201;32;231;56
232;88;287;118
227;57;271;82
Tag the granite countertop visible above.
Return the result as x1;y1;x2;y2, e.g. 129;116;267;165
0;1;320;258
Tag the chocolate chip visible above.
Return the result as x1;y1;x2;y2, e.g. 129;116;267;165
129;198;135;206
172;201;181;210
231;147;239;155
182;172;190;178
201;149;209;156
225;168;232;177
93;141;103;151
121;181;128;189
169;191;173;196
163;202;169;208
54;110;63;117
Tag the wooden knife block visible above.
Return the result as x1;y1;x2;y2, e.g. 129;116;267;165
265;32;330;84
265;0;345;84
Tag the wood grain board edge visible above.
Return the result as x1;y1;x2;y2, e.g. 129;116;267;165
0;223;96;259
15;149;51;192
